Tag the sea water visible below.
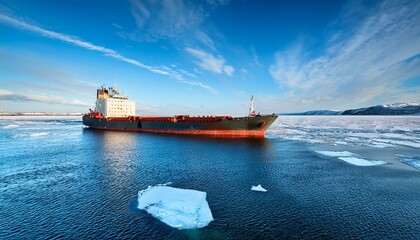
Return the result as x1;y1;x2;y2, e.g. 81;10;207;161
0;116;419;239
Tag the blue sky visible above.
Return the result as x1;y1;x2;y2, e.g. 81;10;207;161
0;0;419;115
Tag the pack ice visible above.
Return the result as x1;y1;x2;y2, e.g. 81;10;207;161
137;185;213;229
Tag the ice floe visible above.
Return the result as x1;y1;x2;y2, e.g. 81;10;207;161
29;132;50;137
373;139;420;148
137;185;213;229
368;141;395;148
2;124;19;129
395;154;420;170
315;151;354;157
338;157;387;166
251;184;267;192
316;151;387;166
12;132;51;138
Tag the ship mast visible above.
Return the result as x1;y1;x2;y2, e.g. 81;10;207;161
249;96;256;116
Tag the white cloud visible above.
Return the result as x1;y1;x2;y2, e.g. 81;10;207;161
269;0;420;110
0;14;150;69
0;13;216;93
178;69;197;79
112;23;122;29
185;47;235;76
129;0;206;40
128;0;226;50
180;80;217;94
194;30;216;51
0;89;90;107
223;65;235;76
251;46;263;67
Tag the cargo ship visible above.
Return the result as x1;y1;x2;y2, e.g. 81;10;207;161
83;85;277;138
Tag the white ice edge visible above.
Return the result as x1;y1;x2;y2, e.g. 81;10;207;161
338;157;387;166
251;184;267;192
2;124;19;129
399;159;420;170
373;139;420;148
316;151;387;166
137;185;213;229
315;151;354;157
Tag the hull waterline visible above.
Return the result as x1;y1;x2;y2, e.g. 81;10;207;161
83;115;278;138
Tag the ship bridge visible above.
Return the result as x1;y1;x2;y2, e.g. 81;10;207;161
95;85;135;118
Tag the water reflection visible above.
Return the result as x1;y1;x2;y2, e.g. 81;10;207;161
83;129;139;196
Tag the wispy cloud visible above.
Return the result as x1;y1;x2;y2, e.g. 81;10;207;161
0;48;98;93
0;13;216;93
130;0;204;40
251;46;263;67
112;23;122;29
128;0;227;50
180;80;217;94
269;0;420;110
185;47;235;76
0;89;90;107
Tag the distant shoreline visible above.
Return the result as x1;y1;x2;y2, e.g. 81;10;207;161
0;113;83;116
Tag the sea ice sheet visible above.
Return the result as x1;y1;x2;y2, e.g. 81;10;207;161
137;185;213;229
268;116;420;149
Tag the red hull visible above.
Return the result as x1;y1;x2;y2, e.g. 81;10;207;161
89;126;266;138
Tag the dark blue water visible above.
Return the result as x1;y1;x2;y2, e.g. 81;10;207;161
1;117;419;239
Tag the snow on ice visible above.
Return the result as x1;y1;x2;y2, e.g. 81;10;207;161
251;184;267;192
137;185;213;229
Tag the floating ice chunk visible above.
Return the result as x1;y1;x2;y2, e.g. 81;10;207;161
307;139;326;144
399;159;420;170
315;151;354;157
380;133;418;140
316;151;387;166
345;137;360;141
29;132;50;137
338;157;387;166
368;142;394;148
394;154;420;170
394;154;415;158
3;124;19;129
137;186;213;229
251;184;267;192
334;141;348;145
373;139;420;148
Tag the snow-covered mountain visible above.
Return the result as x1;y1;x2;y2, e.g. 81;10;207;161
280;103;420;115
342;103;420;115
280;110;343;115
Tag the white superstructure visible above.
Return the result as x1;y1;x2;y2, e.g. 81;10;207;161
94;85;135;118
